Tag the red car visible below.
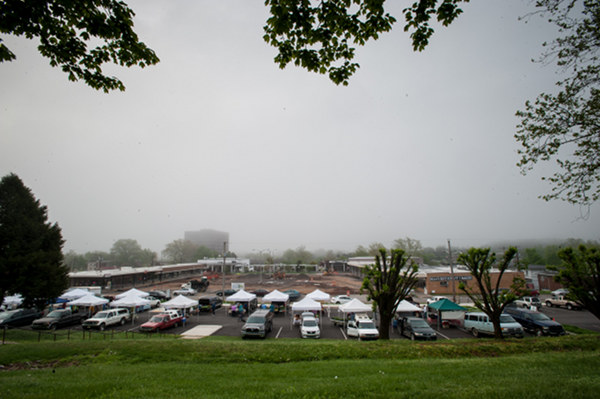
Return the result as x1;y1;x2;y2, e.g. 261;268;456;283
139;313;182;332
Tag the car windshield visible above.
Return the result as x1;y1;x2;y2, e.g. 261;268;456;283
409;319;430;328
530;297;541;303
530;313;551;321
303;319;318;327
359;321;376;329
0;311;16;320
94;312;109;319
247;316;265;323
500;315;516;323
46;310;65;318
149;316;165;323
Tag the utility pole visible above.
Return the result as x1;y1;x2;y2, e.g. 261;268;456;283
222;241;227;296
448;239;457;303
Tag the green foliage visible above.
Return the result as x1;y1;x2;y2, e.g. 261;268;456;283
280;245;314;265
109;239;155;267
0;0;159;92
393;237;423;257
263;0;469;85
457;247;526;339
161;239;206;264
515;0;600;206
361;248;418;339
554;244;600;320
0;173;68;309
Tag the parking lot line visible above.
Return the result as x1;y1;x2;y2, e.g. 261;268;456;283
275;326;283;339
339;327;347;340
435;330;450;340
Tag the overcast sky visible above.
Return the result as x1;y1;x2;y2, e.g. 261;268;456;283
1;0;598;257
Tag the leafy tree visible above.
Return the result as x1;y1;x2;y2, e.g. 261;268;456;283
515;0;600;206
0;0;159;92
361;248;419;340
0;173;68;309
554;245;600;320
457;247;526;339
263;0;469;85
110;238;155;267
521;248;544;266
281;246;314;265
393;237;423;257
162;239;200;264
194;245;221;260
63;250;87;271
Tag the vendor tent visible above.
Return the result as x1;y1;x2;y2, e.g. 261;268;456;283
68;294;108;307
60;288;90;300
110;294;150;308
339;298;372;314
2;294;23;307
162;295;197;309
115;288;149;299
306;289;330;302
262;289;289;303
291;297;322;312
427;298;467;328
395;300;421;313
226;289;256;302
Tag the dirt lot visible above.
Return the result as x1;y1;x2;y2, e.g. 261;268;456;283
133;272;365;297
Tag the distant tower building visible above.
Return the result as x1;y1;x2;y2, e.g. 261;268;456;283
184;229;229;253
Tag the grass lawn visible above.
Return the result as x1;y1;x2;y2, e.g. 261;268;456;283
1;335;599;398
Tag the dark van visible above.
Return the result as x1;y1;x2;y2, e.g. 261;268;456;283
198;296;223;312
504;307;566;336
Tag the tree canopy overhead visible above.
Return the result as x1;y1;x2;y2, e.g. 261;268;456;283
0;0;159;92
263;0;470;85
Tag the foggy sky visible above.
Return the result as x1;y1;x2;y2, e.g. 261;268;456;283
1;0;598;257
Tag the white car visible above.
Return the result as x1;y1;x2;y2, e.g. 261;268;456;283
173;287;196;296
331;295;352;304
346;314;379;340
300;316;320;339
551;288;569;296
426;296;447;304
82;308;131;331
145;296;161;308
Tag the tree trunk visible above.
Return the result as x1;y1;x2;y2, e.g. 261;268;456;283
492;318;504;339
379;311;392;340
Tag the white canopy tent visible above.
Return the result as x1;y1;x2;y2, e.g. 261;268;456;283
68;294;108;307
162;295;197;310
306;289;331;302
395;300;422;314
339;298;372;313
60;288;90;300
262;290;289;314
226;289;256;302
110;294;151;324
2;294;23;308
291;297;323;327
115;288;149;299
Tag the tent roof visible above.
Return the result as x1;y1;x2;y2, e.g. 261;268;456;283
162;294;197;309
67;294;109;306
291;297;322;312
306;289;331;302
427;298;467;311
262;289;289;302
60;288;91;300
339;298;372;313
115;288;149;299
226;289;256;302
2;294;23;306
395;300;421;313
110;294;150;308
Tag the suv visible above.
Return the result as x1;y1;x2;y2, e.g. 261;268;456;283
300;315;320;339
463;312;524;338
400;317;437;341
83;308;131;330
347;314;379;340
0;308;43;328
198;296;223;312
504;307;566;336
241;309;274;339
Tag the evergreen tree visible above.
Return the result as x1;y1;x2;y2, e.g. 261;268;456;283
0;173;68;309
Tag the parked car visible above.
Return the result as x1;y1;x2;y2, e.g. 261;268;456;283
0;308;43;328
545;295;582;310
82;308;131;330
400;317;437;341
139;313;182;332
215;289;237;297
282;289;301;301
144;296;161;308
148;290;169;300
463;312;524;338
250;289;269;297
300;316;320;339
504;307;566;336
173;287;196;296
347;314;379;340
426;296;447;304
31;308;85;330
241;309;274;339
331;295;352;304
198;296;223;312
514;296;542;309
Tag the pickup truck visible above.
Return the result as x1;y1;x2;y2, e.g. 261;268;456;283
82;308;131;330
513;296;542;309
545;295;582;310
31;308;84;330
139;313;183;332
